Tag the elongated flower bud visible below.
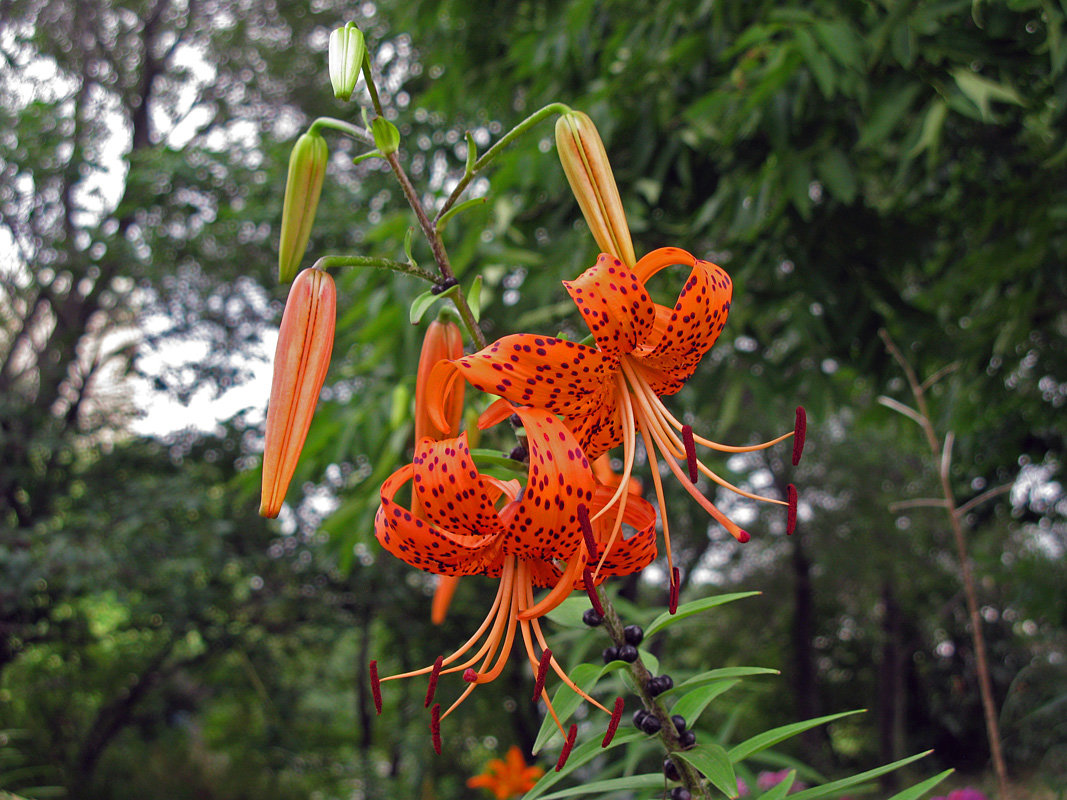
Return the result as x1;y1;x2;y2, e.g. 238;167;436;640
260;267;336;518
278;131;328;283
555;109;635;268
328;23;365;102
415;318;465;442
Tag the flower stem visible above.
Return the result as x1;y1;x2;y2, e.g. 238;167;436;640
434;103;573;223
311;254;437;283
594;585;712;800
309;116;374;146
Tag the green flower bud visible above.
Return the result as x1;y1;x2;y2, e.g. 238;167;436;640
328;23;365;102
278;131;328;283
371;117;400;156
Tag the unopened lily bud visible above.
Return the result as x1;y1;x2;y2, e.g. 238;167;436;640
555;110;635;268
260;267;336;518
329;23;365;102
371;117;400;156
415;318;466;443
278;131;328;283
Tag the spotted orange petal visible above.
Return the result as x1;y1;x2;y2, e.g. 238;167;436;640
497;406;597;562
376;463;501;575
412;434;503;536
588;484;658;579
632;248;733;383
562;253;656;356
452;334;617;418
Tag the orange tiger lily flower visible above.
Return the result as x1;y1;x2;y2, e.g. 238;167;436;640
430;249;803;602
372;405;655;760
467;745;544;799
260;267;336;518
413;317;466;624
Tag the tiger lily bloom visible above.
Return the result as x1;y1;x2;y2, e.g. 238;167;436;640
413;316;466;624
372;405;655;760
429;249;804;603
260;267;336;518
467;746;544;799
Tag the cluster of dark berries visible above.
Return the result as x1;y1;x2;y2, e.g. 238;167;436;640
430;276;459;295
669;788;691;800
603;644;638;664
647;674;674;696
670;713;697;749
582;608;603;627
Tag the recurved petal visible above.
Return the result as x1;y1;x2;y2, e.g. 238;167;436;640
498;406;598;562
376;462;500;575
632;247;733;384
412;433;504;537
260;267;336;517
563;254;657;356
588;485;658;579
414;318;465;442
452;334;617;418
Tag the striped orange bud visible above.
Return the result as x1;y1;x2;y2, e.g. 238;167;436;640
278;131;328;283
555;110;636;268
260;267;336;518
415;317;465;622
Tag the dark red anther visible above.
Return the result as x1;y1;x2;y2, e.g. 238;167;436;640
787;484;798;536
583;567;604;615
430;703;442;754
736;530;751;543
793;406;807;466
463;667;479;683
682;425;698;483
532;648;553;702
425;655;443;707
555;724;578;771
577;503;598;561
668;567;680;614
369;660;382;715
602;696;625;747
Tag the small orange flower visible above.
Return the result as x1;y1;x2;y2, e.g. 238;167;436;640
372;405;654;757
260;267;336;518
467;746;544;799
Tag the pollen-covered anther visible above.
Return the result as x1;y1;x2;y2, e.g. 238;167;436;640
583;567;604;615
425;655;444;707
556;724;578;772
430;703;442;755
577;503;598;561
681;425;698;483
793;406;807;466
602;696;625;747
369;660;382;715
463;667;480;684
532;649;553;703
787;484;798;536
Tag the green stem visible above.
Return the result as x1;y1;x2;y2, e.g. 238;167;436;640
595;586;712;800
309;116;374;146
361;51;385;117
434;103;573;223
311;254;437;283
383;149;486;348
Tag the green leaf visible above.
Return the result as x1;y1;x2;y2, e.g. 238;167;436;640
536;773;664;800
795;28;835;98
907;100;947;159
646;592;760;636
815;149;857;203
951;68;1025;121
522;728;645;800
467;274;484;321
812;20;863;69
755;771;796;800
676;743;737;798
669;667;780;697
728;710;863;762
409;289;438;325
669;679;741;724
885;769;955;800
786;751;933;800
543;596;595;628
